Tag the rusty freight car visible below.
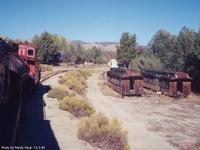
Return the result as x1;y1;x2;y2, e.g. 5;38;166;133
142;69;192;98
107;69;143;97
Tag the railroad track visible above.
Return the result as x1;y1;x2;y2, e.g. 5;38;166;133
40;69;69;83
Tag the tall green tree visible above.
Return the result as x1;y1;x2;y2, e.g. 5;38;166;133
73;42;85;64
131;52;164;71
149;29;178;71
52;35;70;52
32;31;58;64
185;29;200;91
116;32;137;67
85;46;102;63
177;26;195;71
61;43;76;63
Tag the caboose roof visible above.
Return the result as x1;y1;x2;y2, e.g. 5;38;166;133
142;69;192;81
107;69;143;79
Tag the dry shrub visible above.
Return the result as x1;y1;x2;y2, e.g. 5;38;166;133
47;87;73;101
59;96;95;117
77;69;92;79
41;64;53;72
58;71;87;94
77;112;130;150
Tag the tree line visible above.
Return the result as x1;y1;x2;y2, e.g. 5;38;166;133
116;26;200;92
31;28;200;91
32;31;103;65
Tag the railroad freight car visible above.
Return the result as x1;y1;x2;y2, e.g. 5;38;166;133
0;38;30;103
0;38;38;145
107;69;143;97
142;69;192;98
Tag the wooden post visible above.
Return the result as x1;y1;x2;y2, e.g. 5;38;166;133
121;79;124;98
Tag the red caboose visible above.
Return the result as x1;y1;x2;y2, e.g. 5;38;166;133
18;44;40;86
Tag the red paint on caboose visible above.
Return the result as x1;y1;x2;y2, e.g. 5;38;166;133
18;44;40;85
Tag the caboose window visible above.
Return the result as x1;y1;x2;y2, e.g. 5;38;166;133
28;49;34;56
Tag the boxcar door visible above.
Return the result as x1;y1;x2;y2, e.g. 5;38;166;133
130;77;134;90
177;80;183;93
182;82;191;97
169;82;177;97
123;79;130;95
135;79;143;96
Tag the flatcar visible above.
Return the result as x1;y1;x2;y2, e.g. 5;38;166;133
142;69;192;98
107;69;143;97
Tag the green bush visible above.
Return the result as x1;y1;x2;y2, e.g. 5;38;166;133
47;87;74;101
77;112;130;150
59;96;95;117
58;71;87;94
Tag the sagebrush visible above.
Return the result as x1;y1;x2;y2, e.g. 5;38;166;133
77;112;130;150
59;96;95;117
58;70;88;94
47;87;73;101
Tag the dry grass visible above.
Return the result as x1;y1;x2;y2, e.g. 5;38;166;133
58;70;89;95
99;82;121;98
41;64;53;72
77;112;130;150
47;87;74;101
59;96;95;117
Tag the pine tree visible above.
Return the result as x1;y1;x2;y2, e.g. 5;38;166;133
116;32;137;68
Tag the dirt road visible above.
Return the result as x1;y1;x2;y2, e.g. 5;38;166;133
86;73;200;150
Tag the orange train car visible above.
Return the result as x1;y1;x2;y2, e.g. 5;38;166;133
107;69;143;97
142;69;192;98
18;43;40;86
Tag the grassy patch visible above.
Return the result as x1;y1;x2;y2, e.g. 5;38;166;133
59;96;95;117
41;64;53;72
77;112;130;150
58;70;89;94
47;87;73;101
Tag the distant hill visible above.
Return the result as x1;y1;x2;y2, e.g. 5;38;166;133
71;40;88;45
71;41;118;52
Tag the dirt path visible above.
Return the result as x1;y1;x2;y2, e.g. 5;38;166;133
86;73;200;150
43;74;97;150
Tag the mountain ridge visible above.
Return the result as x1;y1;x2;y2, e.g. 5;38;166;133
71;40;118;52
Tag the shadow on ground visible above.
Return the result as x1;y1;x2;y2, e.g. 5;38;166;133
17;84;59;150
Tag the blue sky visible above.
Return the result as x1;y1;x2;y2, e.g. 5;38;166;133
0;0;200;45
